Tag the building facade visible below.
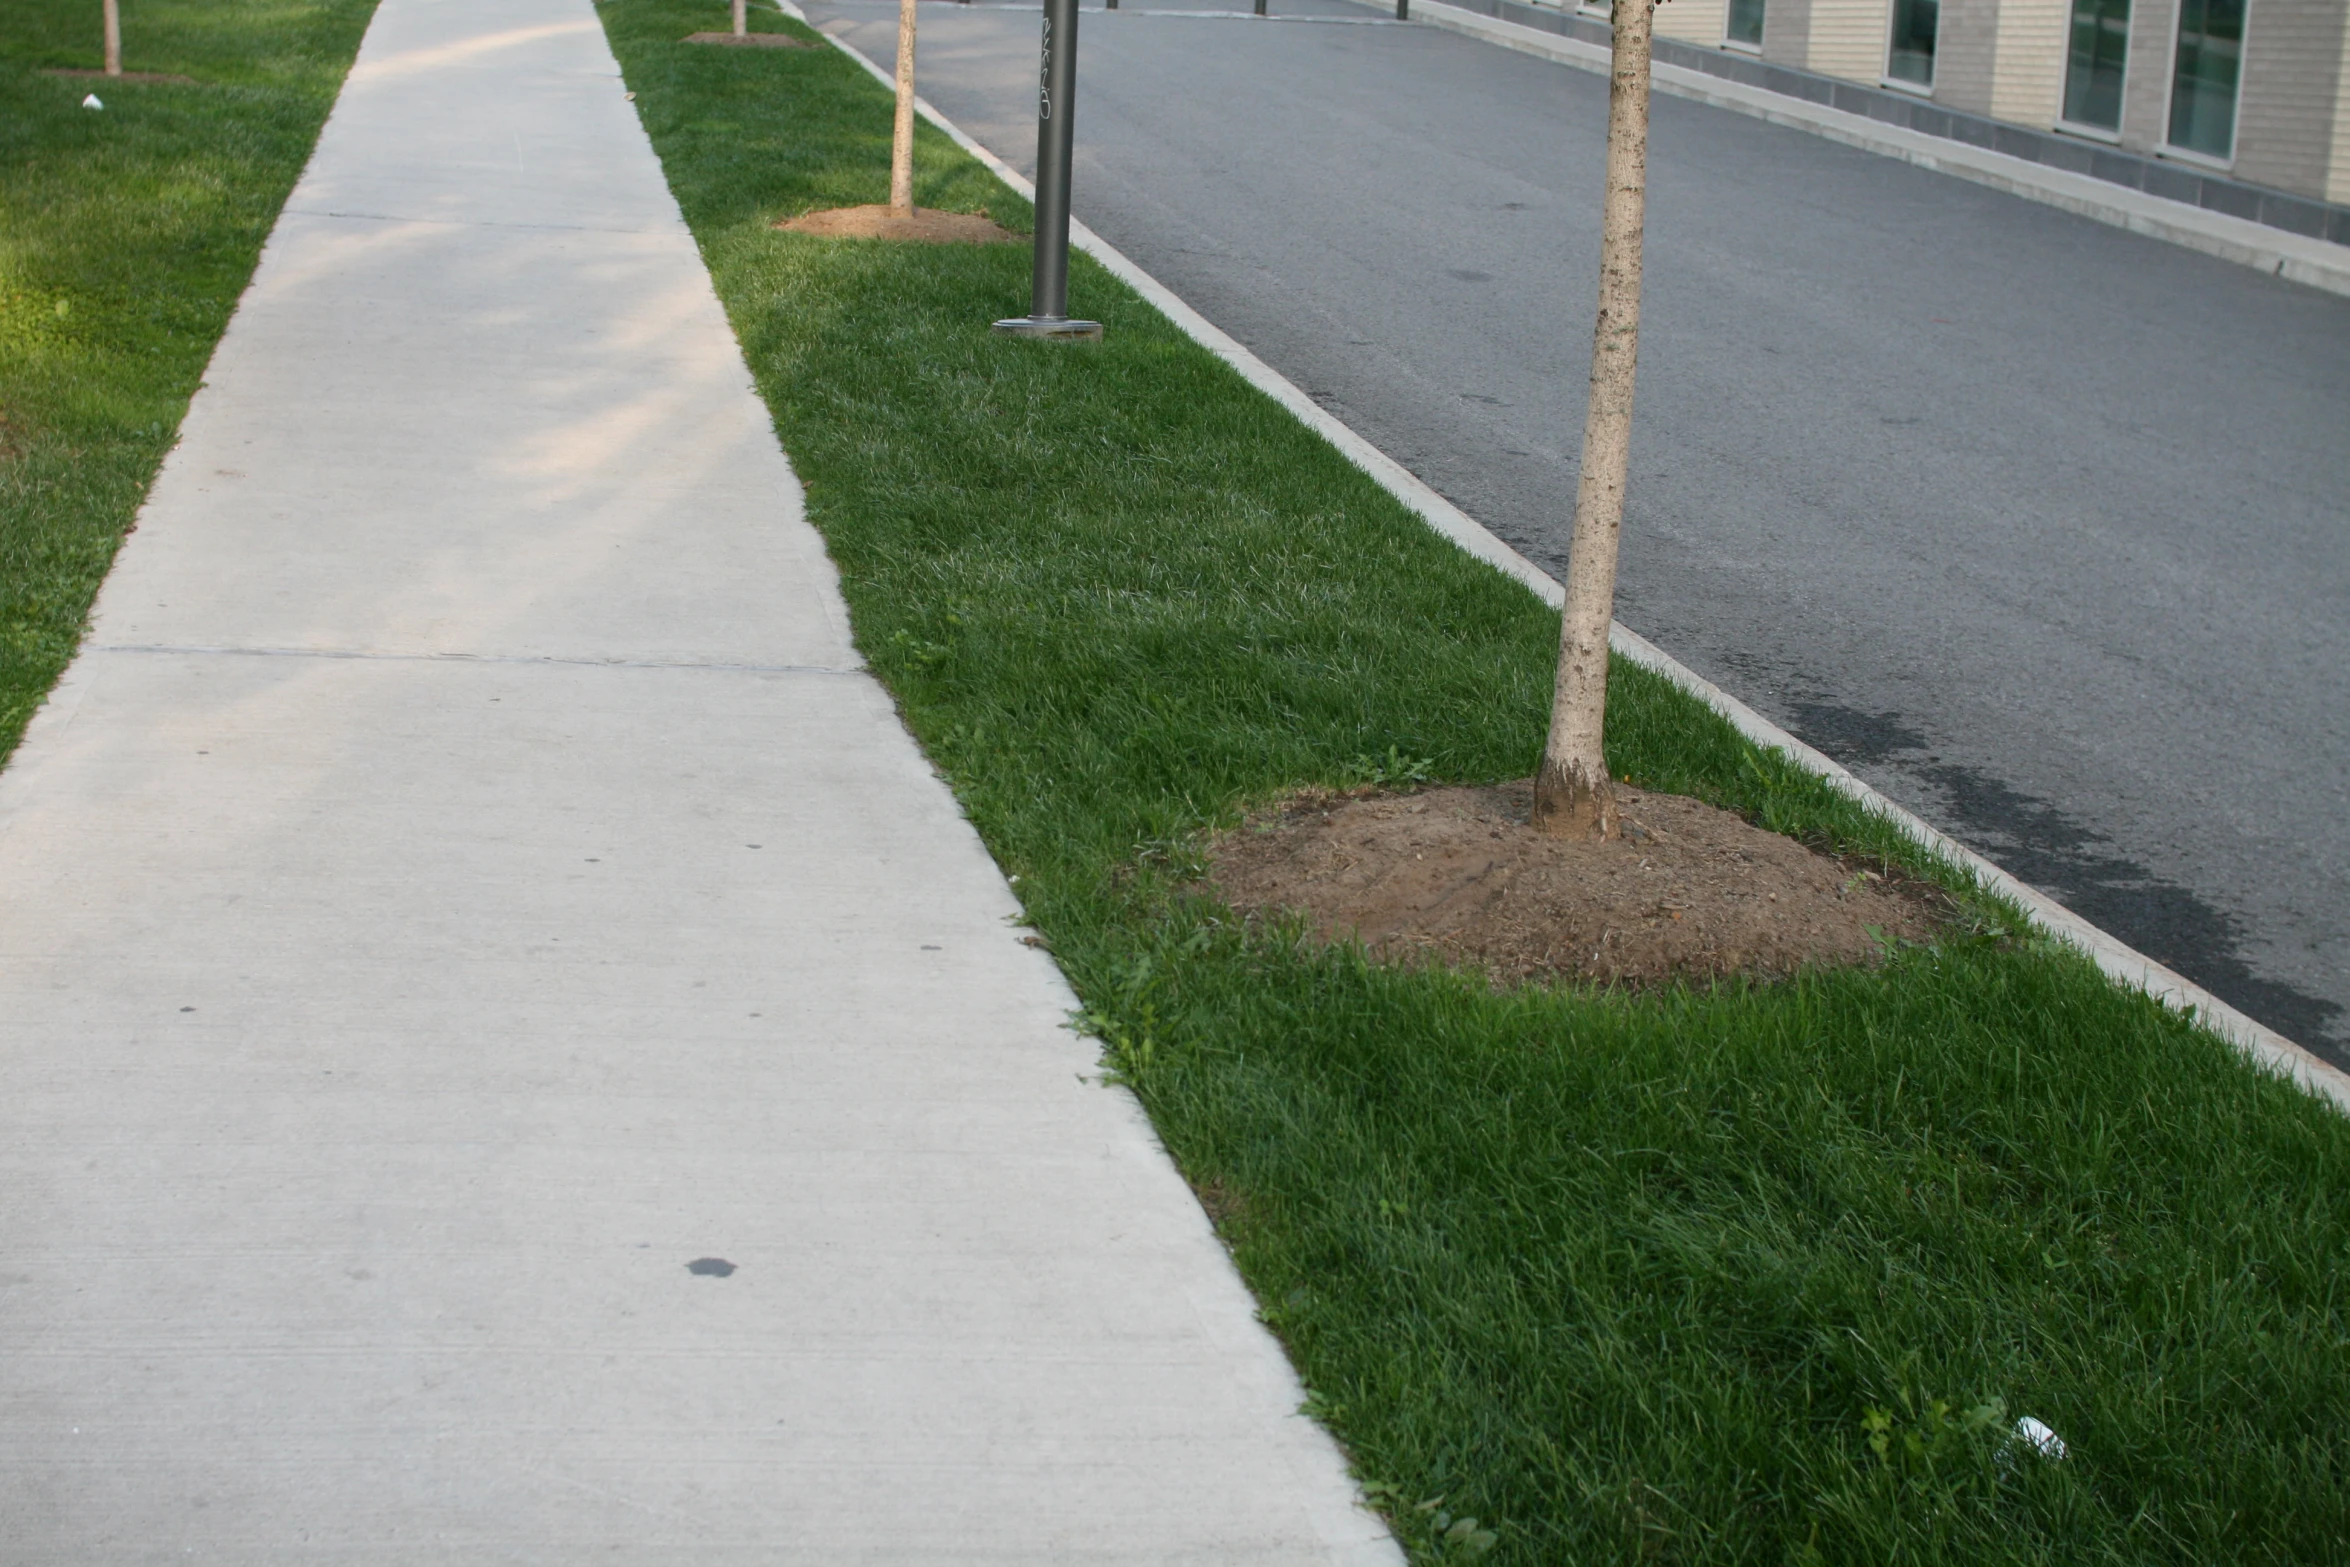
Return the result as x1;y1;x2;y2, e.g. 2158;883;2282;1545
1615;0;2350;205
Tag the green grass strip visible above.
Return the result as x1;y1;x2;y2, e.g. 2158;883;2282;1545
0;0;379;764
350;3;2350;1559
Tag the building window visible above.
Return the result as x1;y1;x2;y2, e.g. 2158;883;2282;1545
1886;0;1939;87
2167;0;2243;159
2062;0;2130;129
1726;0;1766;48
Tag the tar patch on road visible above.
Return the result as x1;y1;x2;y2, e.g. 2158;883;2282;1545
1783;696;2347;1070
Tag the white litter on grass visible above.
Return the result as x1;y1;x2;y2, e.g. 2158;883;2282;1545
83;94;104;109
2009;1416;2067;1462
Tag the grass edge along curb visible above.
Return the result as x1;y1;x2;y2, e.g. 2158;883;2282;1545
816;22;2350;1116
610;6;2350;1560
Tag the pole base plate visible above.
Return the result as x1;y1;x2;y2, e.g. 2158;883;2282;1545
991;316;1103;342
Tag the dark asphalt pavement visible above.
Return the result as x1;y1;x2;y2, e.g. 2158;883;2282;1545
810;0;2350;1062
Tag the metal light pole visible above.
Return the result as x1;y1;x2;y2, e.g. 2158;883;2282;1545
992;0;1101;341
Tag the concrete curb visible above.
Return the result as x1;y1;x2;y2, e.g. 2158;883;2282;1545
812;16;2350;1113
1364;0;2350;298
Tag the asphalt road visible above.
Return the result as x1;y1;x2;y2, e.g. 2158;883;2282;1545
810;0;2350;1064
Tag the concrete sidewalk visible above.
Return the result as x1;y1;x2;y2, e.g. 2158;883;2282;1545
0;0;1396;1559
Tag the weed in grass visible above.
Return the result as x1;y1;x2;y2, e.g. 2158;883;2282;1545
1341;744;1440;788
596;4;2350;1560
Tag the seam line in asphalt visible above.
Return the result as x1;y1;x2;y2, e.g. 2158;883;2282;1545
816;21;2350;1115
91;643;866;675
1367;0;2350;297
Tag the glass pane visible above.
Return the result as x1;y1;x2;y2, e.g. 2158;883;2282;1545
2168;0;2243;158
2062;0;2130;129
1887;0;1939;86
1726;0;1766;47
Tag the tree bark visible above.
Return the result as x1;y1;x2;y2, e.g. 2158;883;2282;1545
103;0;122;75
1532;0;1654;840
888;0;919;217
732;0;747;37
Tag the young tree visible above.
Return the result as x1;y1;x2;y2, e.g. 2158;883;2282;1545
102;0;122;75
1532;0;1656;839
888;0;918;217
731;0;747;37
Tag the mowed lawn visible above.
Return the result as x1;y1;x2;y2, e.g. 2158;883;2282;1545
595;2;2350;1563
4;0;2344;1561
0;0;377;762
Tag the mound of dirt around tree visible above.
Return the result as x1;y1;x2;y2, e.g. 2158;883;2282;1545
682;30;814;46
1208;781;1946;988
776;205;1019;244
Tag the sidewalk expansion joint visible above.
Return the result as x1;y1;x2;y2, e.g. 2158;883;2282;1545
91;643;865;676
281;205;686;236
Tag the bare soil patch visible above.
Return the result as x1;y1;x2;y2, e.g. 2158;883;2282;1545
681;30;814;46
776;205;1019;244
43;69;198;84
1208;781;1947;988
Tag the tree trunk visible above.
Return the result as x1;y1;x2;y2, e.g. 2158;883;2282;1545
1531;0;1654;840
103;0;122;75
888;0;919;217
732;0;747;37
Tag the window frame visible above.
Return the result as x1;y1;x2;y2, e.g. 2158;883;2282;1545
1723;0;1767;53
2055;0;2133;140
1880;0;1940;95
2159;0;2249;169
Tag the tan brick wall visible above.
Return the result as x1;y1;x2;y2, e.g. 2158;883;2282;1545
1762;0;1816;61
1647;0;2350;209
2117;0;2175;151
1935;0;2005;111
1657;0;1734;46
2334;4;2350;199
2233;0;2349;197
1808;0;1892;79
1991;0;2068;124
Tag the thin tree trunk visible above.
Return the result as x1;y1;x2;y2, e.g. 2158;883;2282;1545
888;0;918;217
732;0;747;36
103;0;122;75
1532;0;1654;839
